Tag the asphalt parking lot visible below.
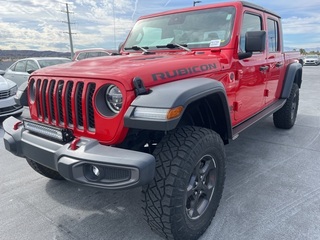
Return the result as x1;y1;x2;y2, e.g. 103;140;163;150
0;66;319;240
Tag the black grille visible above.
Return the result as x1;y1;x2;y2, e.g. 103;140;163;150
0;105;22;114
42;80;48;119
49;81;56;121
33;78;96;133
57;80;64;124
66;82;74;126
87;83;96;129
76;82;84;128
104;167;131;181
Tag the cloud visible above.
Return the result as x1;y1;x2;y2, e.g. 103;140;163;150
1;0;319;51
282;16;320;34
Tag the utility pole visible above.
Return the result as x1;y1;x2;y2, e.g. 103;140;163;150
61;2;75;59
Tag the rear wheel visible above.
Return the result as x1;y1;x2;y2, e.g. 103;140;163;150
26;158;64;180
273;83;299;129
142;126;226;240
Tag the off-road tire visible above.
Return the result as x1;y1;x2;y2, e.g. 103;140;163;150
142;126;226;240
273;83;299;129
26;158;64;180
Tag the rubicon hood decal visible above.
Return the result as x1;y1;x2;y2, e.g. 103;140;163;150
152;63;217;81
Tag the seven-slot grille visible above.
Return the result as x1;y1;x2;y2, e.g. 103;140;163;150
33;78;96;132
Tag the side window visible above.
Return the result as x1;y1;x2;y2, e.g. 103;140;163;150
240;13;262;52
99;52;109;56
26;60;39;72
9;63;17;71
14;60;27;72
267;18;279;52
86;52;100;58
77;52;86;60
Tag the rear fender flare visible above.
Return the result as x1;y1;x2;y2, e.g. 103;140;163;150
281;62;302;99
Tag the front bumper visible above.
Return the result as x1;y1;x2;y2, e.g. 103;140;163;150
304;61;319;65
0;95;23;117
3;116;155;189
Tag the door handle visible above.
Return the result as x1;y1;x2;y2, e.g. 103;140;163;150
275;62;283;67
259;66;269;71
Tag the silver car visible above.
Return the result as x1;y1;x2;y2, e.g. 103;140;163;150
303;55;320;65
0;75;23;118
2;57;71;87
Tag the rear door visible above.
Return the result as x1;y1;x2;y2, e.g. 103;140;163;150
265;16;284;105
4;60;29;87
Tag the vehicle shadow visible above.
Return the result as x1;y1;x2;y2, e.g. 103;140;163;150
44;180;162;240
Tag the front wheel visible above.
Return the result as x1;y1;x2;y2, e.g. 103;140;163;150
273;83;299;129
142;126;226;240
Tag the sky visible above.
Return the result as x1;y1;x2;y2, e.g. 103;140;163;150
1;0;320;52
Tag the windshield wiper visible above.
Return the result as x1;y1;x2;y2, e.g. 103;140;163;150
156;43;192;52
124;45;155;54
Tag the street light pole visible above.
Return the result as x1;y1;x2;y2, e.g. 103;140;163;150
193;1;201;6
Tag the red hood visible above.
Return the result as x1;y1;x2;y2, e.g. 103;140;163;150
33;51;223;90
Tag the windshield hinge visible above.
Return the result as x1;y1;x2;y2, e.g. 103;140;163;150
133;77;150;96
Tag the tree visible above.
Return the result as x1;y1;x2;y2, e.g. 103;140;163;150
299;48;306;55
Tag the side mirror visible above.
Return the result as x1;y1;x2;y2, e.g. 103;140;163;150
238;31;266;60
0;70;5;76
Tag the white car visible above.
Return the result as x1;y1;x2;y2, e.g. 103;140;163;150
0;75;23;118
2;57;70;88
303;55;320;65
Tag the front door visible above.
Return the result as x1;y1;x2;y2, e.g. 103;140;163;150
234;11;267;124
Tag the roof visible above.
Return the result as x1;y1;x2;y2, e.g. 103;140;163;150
241;1;280;18
138;1;280;20
20;57;71;61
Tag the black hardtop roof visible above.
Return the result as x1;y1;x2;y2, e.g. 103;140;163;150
241;1;281;18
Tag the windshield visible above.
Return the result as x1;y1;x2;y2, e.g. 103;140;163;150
38;59;71;68
124;6;235;51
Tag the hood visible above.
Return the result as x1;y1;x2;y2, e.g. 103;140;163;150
0;75;16;91
33;52;223;90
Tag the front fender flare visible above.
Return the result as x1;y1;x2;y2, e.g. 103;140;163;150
124;78;232;136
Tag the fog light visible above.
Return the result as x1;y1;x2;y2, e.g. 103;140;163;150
92;165;100;177
84;164;104;181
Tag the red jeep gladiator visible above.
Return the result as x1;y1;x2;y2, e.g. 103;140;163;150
3;1;302;239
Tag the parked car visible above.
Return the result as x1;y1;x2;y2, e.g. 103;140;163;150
73;48;118;61
0;75;23;119
2;57;71;88
1;57;71;107
303;55;320;65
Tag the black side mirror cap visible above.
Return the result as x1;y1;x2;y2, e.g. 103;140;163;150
238;31;266;60
245;31;266;52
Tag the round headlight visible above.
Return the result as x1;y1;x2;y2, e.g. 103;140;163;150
105;85;123;113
